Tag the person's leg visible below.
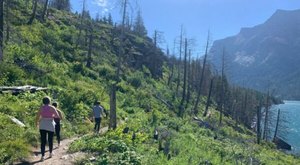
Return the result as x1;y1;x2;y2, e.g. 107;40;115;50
94;118;98;132
55;121;61;145
98;117;102;132
48;131;54;156
95;118;100;133
40;130;47;158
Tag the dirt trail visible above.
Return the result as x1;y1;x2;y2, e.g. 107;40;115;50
15;127;108;165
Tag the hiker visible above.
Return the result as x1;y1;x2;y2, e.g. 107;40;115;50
92;101;107;133
52;102;64;147
36;96;60;161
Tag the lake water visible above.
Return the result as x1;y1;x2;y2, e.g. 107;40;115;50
272;100;300;154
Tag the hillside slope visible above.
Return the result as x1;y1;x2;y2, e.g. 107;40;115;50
0;1;299;164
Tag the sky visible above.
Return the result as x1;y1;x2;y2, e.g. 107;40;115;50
70;0;300;55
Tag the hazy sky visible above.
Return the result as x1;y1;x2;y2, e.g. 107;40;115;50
71;0;300;54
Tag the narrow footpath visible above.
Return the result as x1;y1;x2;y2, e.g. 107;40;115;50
15;127;108;165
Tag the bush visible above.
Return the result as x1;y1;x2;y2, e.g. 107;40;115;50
128;72;144;88
70;135;142;165
0;140;29;164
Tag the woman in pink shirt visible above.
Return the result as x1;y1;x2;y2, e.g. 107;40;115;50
36;96;59;161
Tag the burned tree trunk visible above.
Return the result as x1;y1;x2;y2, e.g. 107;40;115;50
178;38;188;117
203;78;213;117
28;0;38;25
86;31;93;68
176;26;183;95
109;0;128;129
273;109;280;141
185;49;192;108
41;0;49;21
263;90;270;140
193;33;209;115
0;0;4;56
256;102;262;144
219;48;225;125
109;85;117;129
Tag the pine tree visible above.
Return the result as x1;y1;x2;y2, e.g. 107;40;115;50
133;10;147;36
108;13;113;25
51;0;71;11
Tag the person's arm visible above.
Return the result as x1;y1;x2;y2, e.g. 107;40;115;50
90;107;95;121
102;106;108;117
58;110;63;120
35;109;41;127
52;107;60;118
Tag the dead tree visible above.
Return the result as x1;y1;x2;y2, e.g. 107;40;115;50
178;38;188;117
193;33;210;115
86;30;93;68
203;78;214;117
41;0;49;20
4;0;10;43
110;0;128;129
28;0;38;25
219;48;225;125
167;40;177;86
176;26;183;95
0;0;4;55
273;109;280;141
167;42;175;86
262;90;270;140
185;49;192;108
256;100;262;144
75;0;86;48
153;30;164;48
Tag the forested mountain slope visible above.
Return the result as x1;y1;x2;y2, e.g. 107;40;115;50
209;9;300;99
0;1;299;164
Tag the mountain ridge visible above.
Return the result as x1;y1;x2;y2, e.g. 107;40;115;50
209;9;300;99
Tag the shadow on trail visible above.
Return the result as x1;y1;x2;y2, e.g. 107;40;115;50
15;156;52;165
14;147;59;165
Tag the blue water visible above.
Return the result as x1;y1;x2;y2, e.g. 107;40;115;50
273;100;300;154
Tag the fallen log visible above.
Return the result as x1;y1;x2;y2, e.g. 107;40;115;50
0;85;48;94
9;116;26;127
193;117;214;130
154;94;174;110
273;137;292;150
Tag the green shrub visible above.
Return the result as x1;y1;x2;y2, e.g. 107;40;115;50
128;76;142;88
0;140;29;164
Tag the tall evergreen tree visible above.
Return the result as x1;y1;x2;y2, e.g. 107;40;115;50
133;10;147;36
51;0;71;11
107;13;113;25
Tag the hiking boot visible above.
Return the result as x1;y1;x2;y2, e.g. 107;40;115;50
49;153;54;158
40;156;44;161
